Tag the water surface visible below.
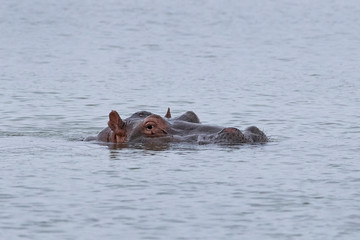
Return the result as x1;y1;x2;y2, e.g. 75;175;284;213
1;0;360;239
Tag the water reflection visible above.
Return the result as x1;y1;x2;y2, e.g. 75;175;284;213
103;140;269;161
106;142;172;159
106;142;171;151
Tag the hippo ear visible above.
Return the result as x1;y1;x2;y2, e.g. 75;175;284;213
108;110;125;132
164;107;171;118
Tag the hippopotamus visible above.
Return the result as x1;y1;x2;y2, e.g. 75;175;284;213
86;108;268;145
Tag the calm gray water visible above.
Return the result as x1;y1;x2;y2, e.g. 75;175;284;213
1;0;360;239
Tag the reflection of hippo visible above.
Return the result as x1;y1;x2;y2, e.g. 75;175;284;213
86;108;268;145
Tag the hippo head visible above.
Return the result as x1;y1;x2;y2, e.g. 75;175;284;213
107;110;170;143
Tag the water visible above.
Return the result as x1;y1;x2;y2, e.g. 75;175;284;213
1;0;359;239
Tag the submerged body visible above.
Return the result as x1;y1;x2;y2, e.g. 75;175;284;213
87;108;268;145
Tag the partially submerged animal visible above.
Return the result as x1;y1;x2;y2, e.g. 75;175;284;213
86;108;268;145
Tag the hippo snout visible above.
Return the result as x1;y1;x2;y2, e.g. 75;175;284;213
214;128;247;144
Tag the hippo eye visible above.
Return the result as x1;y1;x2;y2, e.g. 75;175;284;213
146;125;153;130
